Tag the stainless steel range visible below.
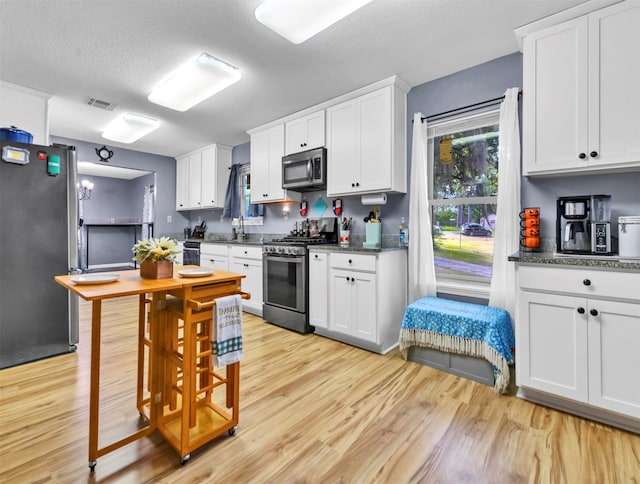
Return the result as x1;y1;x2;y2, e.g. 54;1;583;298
262;217;338;334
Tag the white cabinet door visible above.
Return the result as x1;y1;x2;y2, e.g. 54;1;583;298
327;85;403;196
522;1;640;176
329;268;353;336
230;246;263;315
250;124;299;203
587;299;640;419
200;244;229;272
517;291;589;403
175;156;190;211
588;1;640;169
329;267;377;343
200;147;216;208
352;271;377;343
358;87;392;193
188;153;203;209
326;100;360;195
308;251;328;329
285;110;325;155
522;17;587;175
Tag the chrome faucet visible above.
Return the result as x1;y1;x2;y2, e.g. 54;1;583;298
238;215;246;241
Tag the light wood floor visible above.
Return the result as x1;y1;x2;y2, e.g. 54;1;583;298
1;296;639;483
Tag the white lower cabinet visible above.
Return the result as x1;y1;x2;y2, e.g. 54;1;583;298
229;245;263;316
516;265;640;423
175;242;184;265
312;249;407;354
200;243;229;272
308;251;328;329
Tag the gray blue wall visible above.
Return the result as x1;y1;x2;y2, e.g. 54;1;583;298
56;52;640;243
52;135;185;236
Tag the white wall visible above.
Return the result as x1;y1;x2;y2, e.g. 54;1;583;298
0;81;51;145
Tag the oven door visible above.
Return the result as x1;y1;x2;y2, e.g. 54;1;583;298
263;253;306;313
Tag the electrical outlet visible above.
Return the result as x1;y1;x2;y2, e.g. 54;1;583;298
110;218;115;224
167;215;172;223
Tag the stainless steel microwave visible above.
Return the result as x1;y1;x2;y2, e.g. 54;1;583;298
282;147;326;192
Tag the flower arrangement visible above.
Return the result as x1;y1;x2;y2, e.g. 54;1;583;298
132;236;181;262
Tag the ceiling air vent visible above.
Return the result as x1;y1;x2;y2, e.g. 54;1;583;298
87;98;117;111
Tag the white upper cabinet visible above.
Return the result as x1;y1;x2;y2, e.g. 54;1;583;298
285;110;325;155
175;144;232;211
250;124;300;204
522;1;640;176
326;83;407;196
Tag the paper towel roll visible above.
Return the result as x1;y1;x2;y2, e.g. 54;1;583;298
361;193;387;205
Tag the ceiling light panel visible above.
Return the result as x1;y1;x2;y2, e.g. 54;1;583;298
102;112;160;144
148;53;241;112
255;0;373;44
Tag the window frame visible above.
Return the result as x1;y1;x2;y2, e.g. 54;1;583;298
232;164;264;227
426;109;500;299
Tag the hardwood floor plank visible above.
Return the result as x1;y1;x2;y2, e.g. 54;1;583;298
0;295;638;483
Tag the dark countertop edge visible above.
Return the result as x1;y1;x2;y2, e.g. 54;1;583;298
309;245;406;253
509;251;640;271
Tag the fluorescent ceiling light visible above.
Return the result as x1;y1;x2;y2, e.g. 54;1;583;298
255;0;373;44
102;112;160;144
148;53;241;111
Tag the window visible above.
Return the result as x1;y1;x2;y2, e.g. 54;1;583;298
237;164;263;226
427;110;500;297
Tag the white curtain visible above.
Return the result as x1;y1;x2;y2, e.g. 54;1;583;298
408;112;437;303
489;88;521;319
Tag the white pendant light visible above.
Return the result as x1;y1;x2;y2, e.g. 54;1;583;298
102;112;160;144
255;0;373;44
148;53;241;112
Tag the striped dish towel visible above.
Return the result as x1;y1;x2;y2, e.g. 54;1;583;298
212;294;243;366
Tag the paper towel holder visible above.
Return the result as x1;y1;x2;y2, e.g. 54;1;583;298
361;193;387;205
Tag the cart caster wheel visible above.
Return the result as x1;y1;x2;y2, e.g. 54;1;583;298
228;426;237;436
89;460;97;472
180;454;191;465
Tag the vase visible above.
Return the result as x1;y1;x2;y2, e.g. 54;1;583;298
140;259;174;279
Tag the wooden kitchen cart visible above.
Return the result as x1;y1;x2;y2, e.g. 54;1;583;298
54;267;246;472
158;279;249;464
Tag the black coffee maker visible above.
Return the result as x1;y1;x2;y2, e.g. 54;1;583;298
556;195;612;254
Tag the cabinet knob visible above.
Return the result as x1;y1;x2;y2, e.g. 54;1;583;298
577;307;585;314
348;259;352;264
345;276;349;281
351;277;355;282
578;153;586;159
590;151;598;158
351;183;355;187
314;254;318;259
583;279;591;286
244;251;248;255
590;309;599;316
355;182;360;187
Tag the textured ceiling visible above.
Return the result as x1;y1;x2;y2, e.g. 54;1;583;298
0;0;587;158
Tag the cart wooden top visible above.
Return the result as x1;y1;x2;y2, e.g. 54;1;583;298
55;266;245;301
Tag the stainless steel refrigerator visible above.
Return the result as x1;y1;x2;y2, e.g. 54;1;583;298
0;140;79;368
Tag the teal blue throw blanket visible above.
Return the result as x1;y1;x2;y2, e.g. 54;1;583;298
399;296;515;394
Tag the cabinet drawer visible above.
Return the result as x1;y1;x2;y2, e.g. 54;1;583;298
518;265;639;301
330;252;376;272
230;245;262;260
200;243;229;257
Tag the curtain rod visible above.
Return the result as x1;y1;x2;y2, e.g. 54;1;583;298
418;90;523;123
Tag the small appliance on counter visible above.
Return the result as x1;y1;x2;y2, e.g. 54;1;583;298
556;195;612;255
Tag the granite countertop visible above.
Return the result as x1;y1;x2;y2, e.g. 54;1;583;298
509;251;640;271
